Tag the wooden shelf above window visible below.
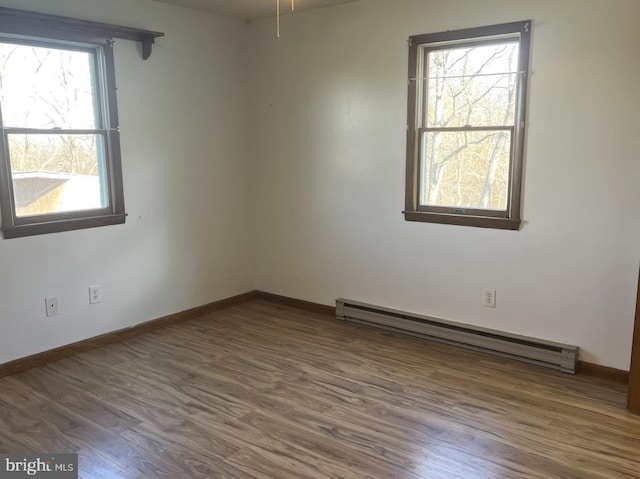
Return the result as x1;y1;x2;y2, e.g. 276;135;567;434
0;7;165;60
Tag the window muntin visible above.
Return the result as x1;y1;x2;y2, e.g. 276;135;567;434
0;35;124;238
405;22;530;230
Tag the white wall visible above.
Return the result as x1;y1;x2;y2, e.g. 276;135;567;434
0;0;254;364
1;0;638;372
249;0;640;369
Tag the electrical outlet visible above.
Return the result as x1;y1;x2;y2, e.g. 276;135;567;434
45;297;59;317
89;285;102;304
483;289;496;308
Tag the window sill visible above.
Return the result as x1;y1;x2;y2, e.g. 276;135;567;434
2;213;126;239
403;211;520;230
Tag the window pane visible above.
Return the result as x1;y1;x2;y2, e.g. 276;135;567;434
420;130;511;210
426;42;519;128
0;42;98;129
8;134;108;217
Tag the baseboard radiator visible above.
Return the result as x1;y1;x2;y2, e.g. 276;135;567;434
336;298;578;374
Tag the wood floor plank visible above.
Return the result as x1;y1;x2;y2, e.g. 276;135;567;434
237;409;425;479
75;449;138;479
0;402;83;453
7;364;101;401
324;404;592;479
119;427;260;479
1;299;639;478
0;375;51;408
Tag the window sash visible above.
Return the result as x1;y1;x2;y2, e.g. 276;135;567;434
420;40;520;128
3;129;117;224
417;127;515;217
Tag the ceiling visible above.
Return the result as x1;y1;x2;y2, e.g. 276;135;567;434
151;0;362;21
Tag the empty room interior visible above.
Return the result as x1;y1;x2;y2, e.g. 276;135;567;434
0;0;639;477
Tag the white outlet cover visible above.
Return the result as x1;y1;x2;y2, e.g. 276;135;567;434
89;285;102;304
45;297;59;316
483;289;496;308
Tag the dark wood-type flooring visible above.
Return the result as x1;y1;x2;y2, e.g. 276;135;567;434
0;299;638;478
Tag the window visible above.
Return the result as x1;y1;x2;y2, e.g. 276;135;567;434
0;7;163;239
405;21;531;230
0;36;124;238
